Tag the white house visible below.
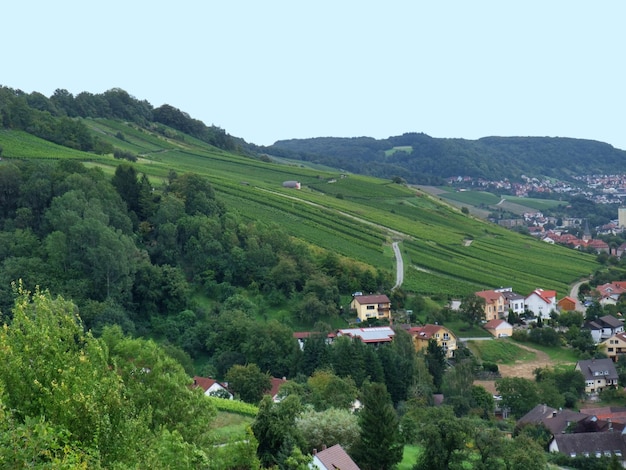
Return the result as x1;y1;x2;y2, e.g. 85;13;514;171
193;376;233;399
525;288;557;319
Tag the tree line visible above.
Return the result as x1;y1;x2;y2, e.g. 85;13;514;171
265;133;626;184
0;86;237;152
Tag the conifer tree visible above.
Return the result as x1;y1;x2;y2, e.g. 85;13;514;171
352;382;403;470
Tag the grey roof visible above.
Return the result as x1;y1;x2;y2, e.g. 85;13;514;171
600;315;623;328
501;291;525;301
314;444;360;470
577;358;619;382
552;432;626;458
518;404;557;426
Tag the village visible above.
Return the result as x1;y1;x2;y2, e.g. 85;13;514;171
190;280;626;467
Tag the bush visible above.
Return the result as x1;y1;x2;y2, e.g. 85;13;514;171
512;330;528;342
482;362;499;373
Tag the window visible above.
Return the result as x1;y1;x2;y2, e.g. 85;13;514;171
366;305;375;310
609;348;614;352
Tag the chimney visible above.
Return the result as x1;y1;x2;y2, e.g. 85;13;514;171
313;449;317;455
322;444;327;451
552;411;557;417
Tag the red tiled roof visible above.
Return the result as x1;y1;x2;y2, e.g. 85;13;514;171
266;377;287;398
475;290;503;304
528;288;556;304
484;319;508;329
408;324;450;340
193;376;221;392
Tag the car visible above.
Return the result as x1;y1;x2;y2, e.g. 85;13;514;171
498;333;509;338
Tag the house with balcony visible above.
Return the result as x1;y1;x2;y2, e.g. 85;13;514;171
475;289;506;321
496;287;526;315
350;294;391;323
601;331;626;362
407;324;457;358
575;358;619;394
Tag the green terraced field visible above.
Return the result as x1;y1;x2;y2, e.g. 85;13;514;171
0;121;600;298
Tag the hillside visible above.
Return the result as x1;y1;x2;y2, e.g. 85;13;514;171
0;119;599;301
264;133;626;184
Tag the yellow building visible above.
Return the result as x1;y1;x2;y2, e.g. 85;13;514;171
475;289;506;321
408;324;457;358
350;294;391;323
601;332;626;362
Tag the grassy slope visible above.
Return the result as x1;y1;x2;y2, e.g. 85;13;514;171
0;121;600;298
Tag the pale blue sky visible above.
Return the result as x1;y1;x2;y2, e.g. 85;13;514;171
4;1;626;149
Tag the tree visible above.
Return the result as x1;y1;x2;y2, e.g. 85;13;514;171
352;383;403;470
496;377;539;418
412;406;471;470
460;294;486;326
296;408;360;454
226;363;271;404
425;338;447;392
307;369;358;411
252;395;304;468
0;286;141;466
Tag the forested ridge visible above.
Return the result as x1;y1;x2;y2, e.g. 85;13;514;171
265;133;626;184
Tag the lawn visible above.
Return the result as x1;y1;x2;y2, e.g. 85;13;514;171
398;445;421;469
466;339;536;364
210;411;254;445
509;340;579;364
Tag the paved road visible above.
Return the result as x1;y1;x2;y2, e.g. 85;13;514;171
392;242;403;290
569;279;589;314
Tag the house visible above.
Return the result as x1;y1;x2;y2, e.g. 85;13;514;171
585;315;624;344
336;326;395;346
579;406;626;425
525;288;557;319
483;319;513;338
495;287;526;315
350;294;391;323
192;376;233;399
267;377;288;402
594;281;626;306
407;324;458;358
311;444;360;470
601;331;626;362
557;296;578;312
517;404;618;436
475;289;506;321
575;358;619;394
293;331;333;351
549;432;626;463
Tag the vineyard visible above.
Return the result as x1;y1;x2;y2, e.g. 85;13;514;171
0;120;600;298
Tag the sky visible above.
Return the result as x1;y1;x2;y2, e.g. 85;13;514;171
4;2;626;149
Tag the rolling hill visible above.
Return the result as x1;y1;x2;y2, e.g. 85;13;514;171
263;133;626;184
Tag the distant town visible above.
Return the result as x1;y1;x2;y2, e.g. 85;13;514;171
447;173;626;205
446;174;626;254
